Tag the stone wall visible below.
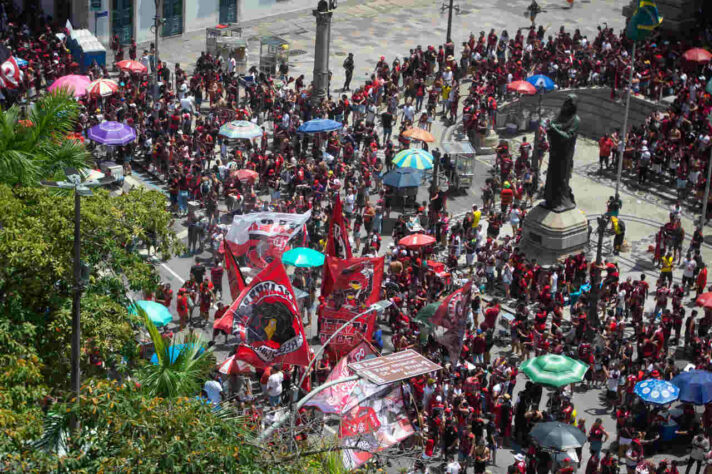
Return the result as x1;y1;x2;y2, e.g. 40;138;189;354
496;87;668;139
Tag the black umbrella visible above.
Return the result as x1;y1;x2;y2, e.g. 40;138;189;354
529;421;587;450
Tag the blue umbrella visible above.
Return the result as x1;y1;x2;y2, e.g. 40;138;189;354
150;344;205;365
297;118;342;134
634;379;679;405
672;370;712;405
527;74;556;92
381;167;423;188
129;300;173;327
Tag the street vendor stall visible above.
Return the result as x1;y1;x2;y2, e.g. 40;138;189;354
259;36;289;76
216;37;248;75
441;141;476;191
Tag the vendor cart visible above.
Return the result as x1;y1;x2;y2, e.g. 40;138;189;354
206;24;230;56
441;141;476;191
259;35;289;76
216;36;248;75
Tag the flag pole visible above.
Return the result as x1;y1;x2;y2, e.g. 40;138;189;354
614;40;636;200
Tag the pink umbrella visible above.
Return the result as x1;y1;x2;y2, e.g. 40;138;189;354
683;48;712;64
116;60;148;74
507;80;537;95
87;78;119;98
48;74;91;97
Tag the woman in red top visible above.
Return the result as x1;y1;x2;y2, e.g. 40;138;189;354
176;288;189;330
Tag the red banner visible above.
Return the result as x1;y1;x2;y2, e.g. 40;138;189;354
430;280;474;330
224;238;246;300
217;259;310;368
326;195;352;259
318;256;383;354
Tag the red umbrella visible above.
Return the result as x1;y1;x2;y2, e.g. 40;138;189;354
218;354;254;375
116;59;148;74
399;233;436;248
696;292;712;309
507;80;537;95
231;169;259;183
683;48;712;64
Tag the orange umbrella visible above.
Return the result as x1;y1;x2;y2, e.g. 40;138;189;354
402;127;435;143
116;59;148;74
683;48;712;63
507;80;537;95
399;233;436;248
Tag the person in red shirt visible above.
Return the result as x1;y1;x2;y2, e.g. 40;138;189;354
176;288;189;330
199;279;215;325
483;300;501;330
211;302;229;343
598;134;614;171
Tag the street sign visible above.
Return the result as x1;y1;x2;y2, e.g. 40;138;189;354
95;11;108;18
348;349;442;385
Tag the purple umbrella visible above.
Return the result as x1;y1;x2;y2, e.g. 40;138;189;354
87;121;136;146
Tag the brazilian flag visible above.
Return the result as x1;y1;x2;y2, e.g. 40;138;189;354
626;0;663;41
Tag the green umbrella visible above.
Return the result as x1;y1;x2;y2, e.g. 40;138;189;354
281;247;325;268
129;300;173;327
520;354;589;387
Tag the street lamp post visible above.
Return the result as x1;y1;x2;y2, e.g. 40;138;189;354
445;0;454;43
586;215;608;337
614;42;637;200
41;171;114;432
153;0;162;99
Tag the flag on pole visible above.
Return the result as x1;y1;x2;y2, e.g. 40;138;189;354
224;240;246;300
429;280;474;330
326;194;352;259
626;0;663;41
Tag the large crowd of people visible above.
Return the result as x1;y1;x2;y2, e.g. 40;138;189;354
8;1;712;471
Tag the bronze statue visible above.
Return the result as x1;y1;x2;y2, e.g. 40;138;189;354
543;94;580;212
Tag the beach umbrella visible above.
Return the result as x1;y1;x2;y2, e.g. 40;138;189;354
129;300;173;327
402;127;435;143
87;121;136;145
116;59;148;74
86;78;120;97
381;167;422;188
526;74;556;92
399;233;436;248
392;148;434;170
218;354;255;374
297;118;342;133
150;344;204;365
530;422;587;450
672;370;712;405
634;379;679;405
282;247;325;268
507;80;537;95
520;354;588;387
696;292;712;309
230;168;259;183
683;48;712;64
48;74;91;97
219;120;263;140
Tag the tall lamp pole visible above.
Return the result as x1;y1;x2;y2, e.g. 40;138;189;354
445;0;454;43
614;41;636;200
701;134;712;228
153;0;162;99
41;172;114;431
586;215;608;338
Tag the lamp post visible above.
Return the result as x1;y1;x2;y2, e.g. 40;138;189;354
445;0;454;43
701;133;712;228
311;0;334;106
152;0;162;99
586;215;608;338
41;171;114;431
614;41;636;200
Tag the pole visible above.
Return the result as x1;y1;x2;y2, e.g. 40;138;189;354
153;0;161;99
614;41;636;199
446;0;454;43
69;189;82;432
258;374;359;442
702;145;712;227
311;7;333;106
533;92;542;193
586;216;607;338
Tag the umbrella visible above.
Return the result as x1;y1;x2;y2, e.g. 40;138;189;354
671;370;712;405
87;121;137;145
399;233;436;248
219;120;263;140
14;57;27;67
402;127;435;143
696;292;712;308
634;379;679;405
116;59;148;74
530;422;587;450
297;118;342;134
218;354;255;374
683;48;712;64
282;247;325;267
507;80;537;95
48;74;91;97
230;168;259;183
520;354;588;387
150;344;205;365
86;78;120;97
381;167;423;188
392;148;434;170
129;300;173;327
526;74;556;92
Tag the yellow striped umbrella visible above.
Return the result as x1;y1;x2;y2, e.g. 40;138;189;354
392;148;434;170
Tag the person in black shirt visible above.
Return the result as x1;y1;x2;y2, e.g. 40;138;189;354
190;258;206;284
342;53;354;91
381;110;393;143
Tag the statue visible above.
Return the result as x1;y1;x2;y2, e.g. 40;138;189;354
543;94;580;212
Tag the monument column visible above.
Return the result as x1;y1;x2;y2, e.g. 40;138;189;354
311;5;333;106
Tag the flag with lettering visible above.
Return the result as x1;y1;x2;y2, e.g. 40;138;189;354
326;194;352;259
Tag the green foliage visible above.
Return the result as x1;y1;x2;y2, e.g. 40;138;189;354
0;89;90;186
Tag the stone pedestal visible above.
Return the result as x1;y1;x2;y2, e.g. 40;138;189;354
520;204;589;264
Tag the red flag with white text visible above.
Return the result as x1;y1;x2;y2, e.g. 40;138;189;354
326;195;352;259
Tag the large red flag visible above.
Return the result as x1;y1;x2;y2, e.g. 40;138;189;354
318;256;383;354
224;240;246;300
429;280;473;330
326;195;352;259
217;259;310;368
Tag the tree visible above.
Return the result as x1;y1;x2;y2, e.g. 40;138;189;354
0;89;90;186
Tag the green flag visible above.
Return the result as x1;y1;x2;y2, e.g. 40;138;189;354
626;0;663;41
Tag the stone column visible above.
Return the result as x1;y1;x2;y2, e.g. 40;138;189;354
311;9;333;106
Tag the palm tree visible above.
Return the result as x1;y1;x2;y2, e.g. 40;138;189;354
0;89;90;186
137;306;214;399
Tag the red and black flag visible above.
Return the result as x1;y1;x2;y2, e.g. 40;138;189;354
224;240;246;300
326;194;352;259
